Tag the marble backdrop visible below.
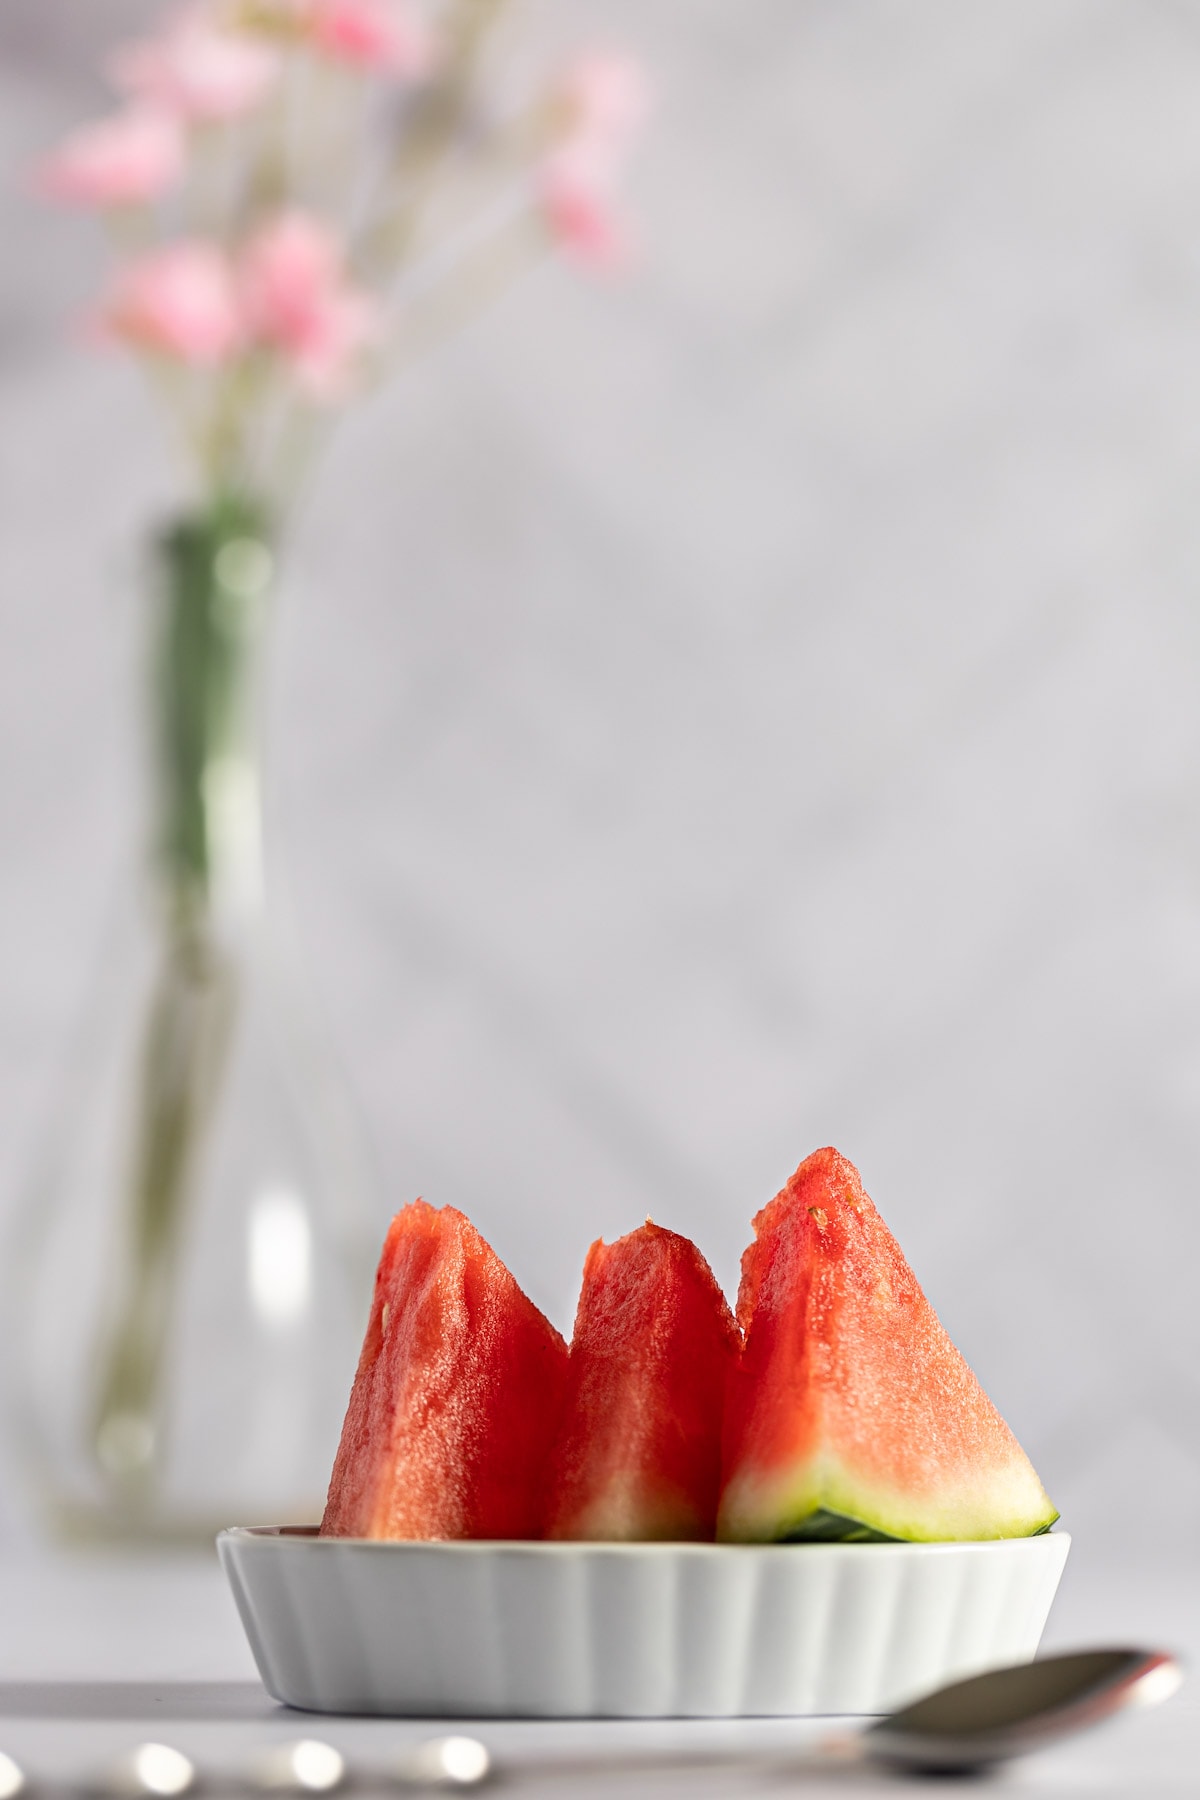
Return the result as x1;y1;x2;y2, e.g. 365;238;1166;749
2;1;1199;1591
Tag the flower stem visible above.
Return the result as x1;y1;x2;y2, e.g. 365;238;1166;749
89;925;237;1493
386;203;548;371
357;0;512;279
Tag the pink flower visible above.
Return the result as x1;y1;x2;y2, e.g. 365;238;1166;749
111;8;280;124
102;240;244;364
38;107;184;207
541;165;631;270
240;211;379;399
556;52;650;156
540;52;646;270
307;1;433;76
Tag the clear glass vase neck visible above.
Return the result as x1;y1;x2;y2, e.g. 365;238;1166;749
150;493;277;937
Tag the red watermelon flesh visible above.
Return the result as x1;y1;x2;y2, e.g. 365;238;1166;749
717;1148;1058;1543
544;1221;740;1541
320;1201;569;1539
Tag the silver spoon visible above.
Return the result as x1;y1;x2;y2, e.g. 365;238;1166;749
431;1646;1184;1784
839;1645;1183;1775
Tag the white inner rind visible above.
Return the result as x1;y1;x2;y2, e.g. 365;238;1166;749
717;1450;1059;1543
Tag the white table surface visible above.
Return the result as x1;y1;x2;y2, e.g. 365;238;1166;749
0;1545;1195;1797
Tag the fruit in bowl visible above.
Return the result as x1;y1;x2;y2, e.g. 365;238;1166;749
218;1146;1067;1716
318;1145;1056;1548
543;1220;740;1541
718;1147;1057;1543
320;1203;569;1541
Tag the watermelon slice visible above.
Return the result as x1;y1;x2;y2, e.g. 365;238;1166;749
321;1201;569;1539
544;1221;740;1541
717;1148;1058;1543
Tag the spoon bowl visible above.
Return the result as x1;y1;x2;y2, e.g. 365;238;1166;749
861;1646;1184;1774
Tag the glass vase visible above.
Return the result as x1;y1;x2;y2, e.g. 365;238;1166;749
3;496;372;1546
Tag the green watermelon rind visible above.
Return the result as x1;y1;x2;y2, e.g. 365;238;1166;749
782;1509;898;1543
779;1507;1058;1544
718;1459;1060;1545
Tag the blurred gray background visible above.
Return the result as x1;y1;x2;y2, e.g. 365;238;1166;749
3;0;1199;1610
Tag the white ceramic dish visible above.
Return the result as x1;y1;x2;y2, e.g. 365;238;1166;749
218;1526;1069;1718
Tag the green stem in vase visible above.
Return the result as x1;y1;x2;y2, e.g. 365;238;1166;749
89;929;238;1491
88;495;275;1502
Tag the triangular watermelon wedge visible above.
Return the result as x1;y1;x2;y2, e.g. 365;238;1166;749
545;1221;740;1540
717;1148;1058;1543
321;1201;569;1539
